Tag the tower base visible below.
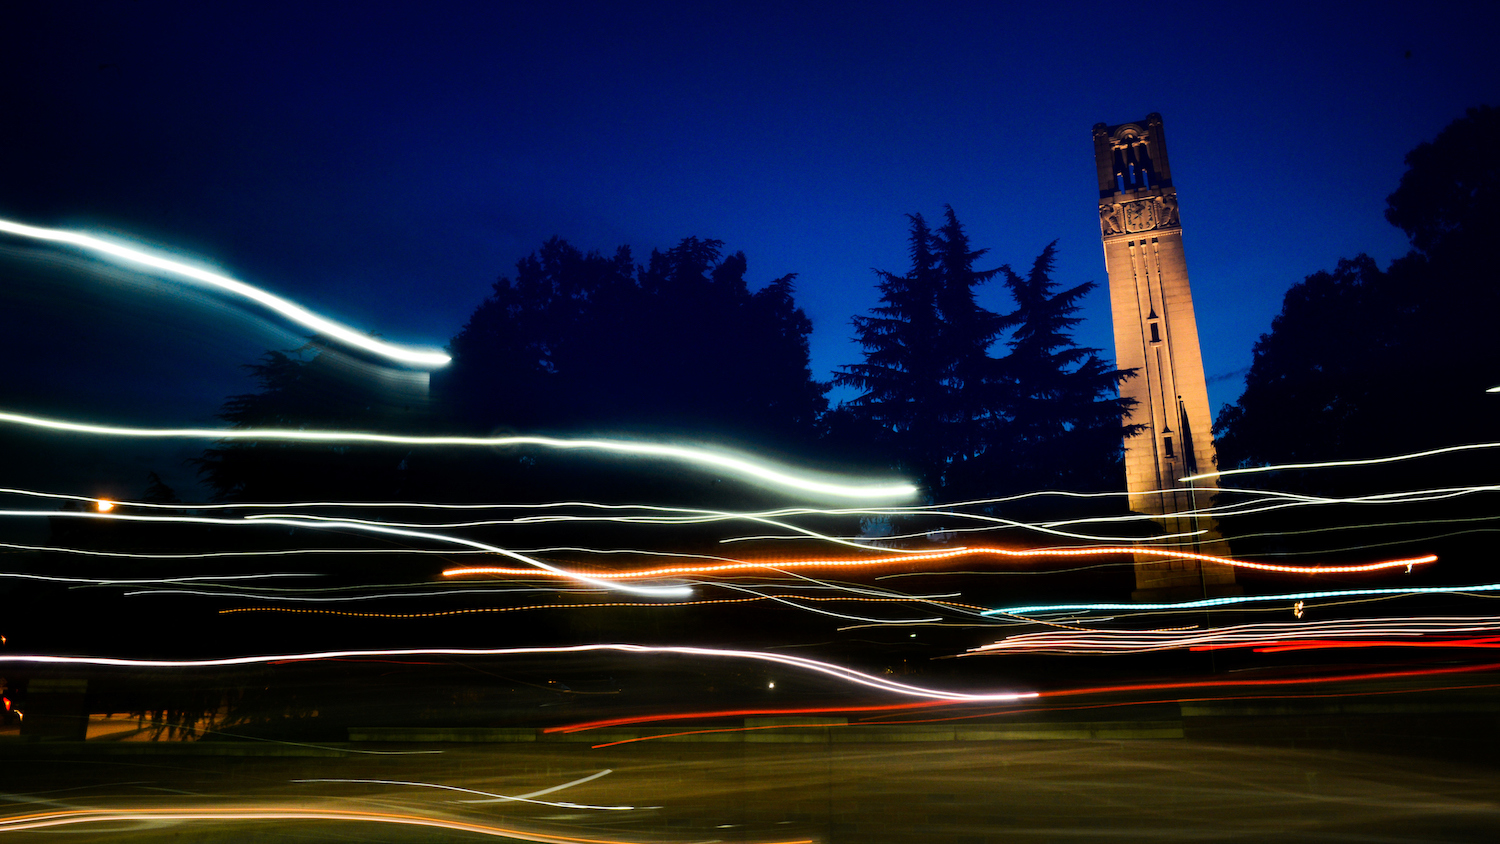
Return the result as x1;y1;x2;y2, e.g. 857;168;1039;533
1132;555;1241;603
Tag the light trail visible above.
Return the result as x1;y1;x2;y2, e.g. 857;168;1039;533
544;662;1500;736
219;593;988;619
444;548;1438;579
0;571;314;586
1183;441;1500;483
0;216;450;368
987;580;1500;617
967;616;1500;655
465;768;617;803
292;775;635;810
0;509;689;598
0;644;1038;702
144;587;586;603
0;410;917;501
1198;636;1500;653
549;701;945;733
0;807;814;843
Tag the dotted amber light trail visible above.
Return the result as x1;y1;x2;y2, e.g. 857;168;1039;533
219;594;988;619
443;548;1438;580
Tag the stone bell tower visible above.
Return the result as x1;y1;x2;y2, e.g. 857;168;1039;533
1093;114;1236;598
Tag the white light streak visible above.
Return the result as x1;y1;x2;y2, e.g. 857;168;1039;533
0;509;688;599
0;216;451;368
968;616;1500;655
987;582;1500;616
0;410;917;501
1182;441;1500;483
0;644;1037;702
293;774;634;810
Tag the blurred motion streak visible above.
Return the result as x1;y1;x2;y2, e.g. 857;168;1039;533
0;806;812;843
988;580;1500;616
0;216;452;367
970;617;1500;655
291;775;635;810
2;508;689;598
0;644;1040;702
0;410;917;500
445;548;1438;579
547;663;1500;735
1184;440;1500;483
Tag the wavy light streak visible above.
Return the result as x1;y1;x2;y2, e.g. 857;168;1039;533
0;806;812;843
219;593;987;619
967;616;1500;655
987;579;1494;617
0;643;1037;702
445;548;1438;579
0;216;451;367
1183;441;1500;483
1;508;688;599
0;410;916;501
292;773;633;810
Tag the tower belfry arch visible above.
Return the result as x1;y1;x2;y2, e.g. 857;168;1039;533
1093;114;1237;598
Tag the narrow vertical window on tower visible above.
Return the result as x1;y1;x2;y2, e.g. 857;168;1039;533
1163;436;1174;458
1149;322;1161;343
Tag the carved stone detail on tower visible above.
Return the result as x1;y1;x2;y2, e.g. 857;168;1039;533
1099;203;1123;235
1099;194;1180;236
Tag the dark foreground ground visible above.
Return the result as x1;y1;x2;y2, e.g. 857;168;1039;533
4;684;1499;843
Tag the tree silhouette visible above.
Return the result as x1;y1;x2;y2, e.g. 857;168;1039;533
838;209;1132;501
979;242;1138;497
835;212;950;492
194;343;421;502
443;235;827;450
1215;105;1500;478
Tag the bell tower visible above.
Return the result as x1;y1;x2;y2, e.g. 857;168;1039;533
1093;114;1236;598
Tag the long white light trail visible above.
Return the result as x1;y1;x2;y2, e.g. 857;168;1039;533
0;643;1038;702
0;410;917;501
0;216;450;367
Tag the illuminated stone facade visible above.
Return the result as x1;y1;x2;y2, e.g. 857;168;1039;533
1092;114;1237;597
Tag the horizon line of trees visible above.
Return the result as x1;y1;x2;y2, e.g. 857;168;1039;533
181;104;1496;509
190;207;1134;506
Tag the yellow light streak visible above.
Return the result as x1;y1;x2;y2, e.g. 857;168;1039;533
0;806;813;843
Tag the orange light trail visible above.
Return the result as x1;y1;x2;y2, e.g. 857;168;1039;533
443;548;1437;579
219;593;988;619
0;806;812;843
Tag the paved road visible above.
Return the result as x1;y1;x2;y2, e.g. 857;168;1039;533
3;733;1499;842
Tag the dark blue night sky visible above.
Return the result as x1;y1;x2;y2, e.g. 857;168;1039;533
2;0;1495;497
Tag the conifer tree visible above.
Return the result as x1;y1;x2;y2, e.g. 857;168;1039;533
988;242;1139;494
834;213;947;492
838;214;1137;501
932;207;1010;484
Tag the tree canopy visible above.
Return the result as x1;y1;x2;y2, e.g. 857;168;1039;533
442;236;828;450
836;207;1134;500
1215;105;1500;478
